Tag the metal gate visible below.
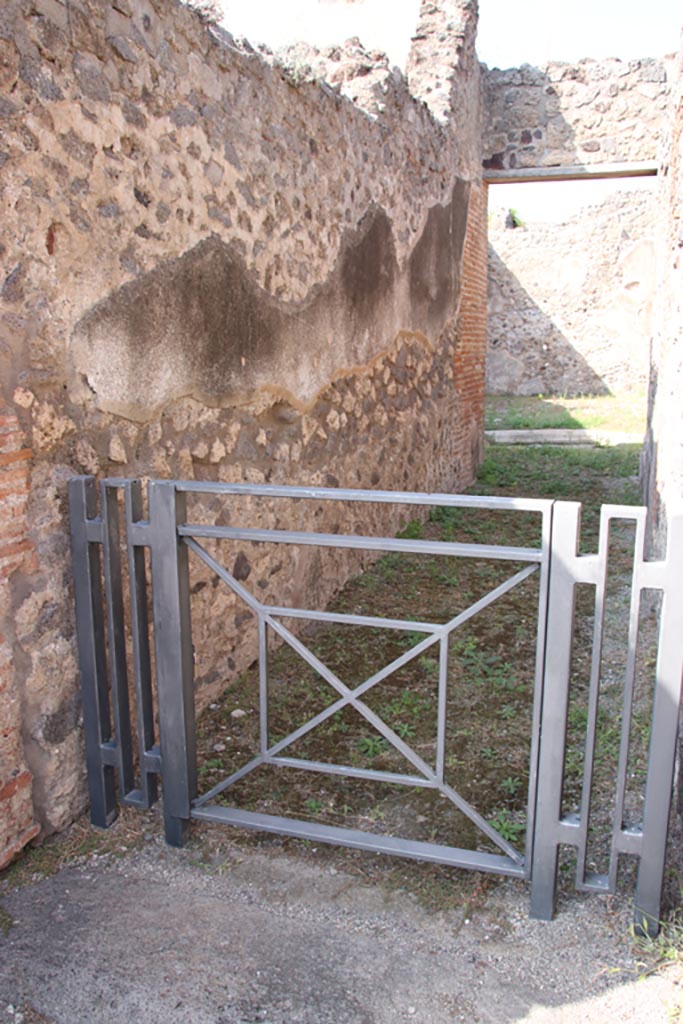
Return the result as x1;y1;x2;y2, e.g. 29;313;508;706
68;476;683;933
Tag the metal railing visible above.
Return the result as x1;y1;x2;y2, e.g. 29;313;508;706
68;476;683;932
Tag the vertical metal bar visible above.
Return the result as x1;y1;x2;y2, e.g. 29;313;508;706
68;476;117;827
102;482;135;800
148;481;196;847
258;615;268;756
575;507;610;886
634;514;683;935
125;481;158;808
436;634;448;781
530;501;582;921
525;502;554;875
609;510;646;890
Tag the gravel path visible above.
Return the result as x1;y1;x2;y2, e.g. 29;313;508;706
0;836;680;1023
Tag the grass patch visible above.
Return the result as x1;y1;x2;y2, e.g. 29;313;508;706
0;904;14;936
0;806;150;890
485;391;647;435
3;442;649;919
191;442;642;896
630;901;683;983
475;443;640;548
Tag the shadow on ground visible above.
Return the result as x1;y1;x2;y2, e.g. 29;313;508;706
0;811;681;1024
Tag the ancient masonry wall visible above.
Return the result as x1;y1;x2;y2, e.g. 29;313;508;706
487;187;656;396
643;40;683;556
480;54;670;398
641;36;683;841
0;404;40;870
0;0;484;853
482;57;671;171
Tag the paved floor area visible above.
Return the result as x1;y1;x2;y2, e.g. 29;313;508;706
0;832;680;1024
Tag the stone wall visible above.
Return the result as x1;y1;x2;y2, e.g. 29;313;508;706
642;39;683;554
641;35;683;848
0;0;484;852
0;403;40;870
487;187;656;395
482;57;671;171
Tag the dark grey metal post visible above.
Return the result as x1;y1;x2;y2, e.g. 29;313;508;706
125;480;158;808
68;477;117;828
634;514;683;935
102;483;135;800
530;502;582;921
148;481;196;847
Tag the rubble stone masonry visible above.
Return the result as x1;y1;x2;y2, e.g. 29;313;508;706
481;52;671;399
0;403;40;870
0;0;485;853
643;38;683;553
482;57;672;171
487;187;656;396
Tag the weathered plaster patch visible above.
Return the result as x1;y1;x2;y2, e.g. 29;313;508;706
70;182;469;421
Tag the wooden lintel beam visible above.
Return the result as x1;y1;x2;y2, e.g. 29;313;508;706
483;161;658;184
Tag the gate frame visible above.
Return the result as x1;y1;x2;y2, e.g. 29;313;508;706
530;503;683;933
68;476;683;932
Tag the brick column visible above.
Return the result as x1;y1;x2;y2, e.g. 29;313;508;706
0;404;40;869
454;181;489;481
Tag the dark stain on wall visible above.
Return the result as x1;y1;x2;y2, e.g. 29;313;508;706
409;177;469;329
341;206;397;326
71;181;470;420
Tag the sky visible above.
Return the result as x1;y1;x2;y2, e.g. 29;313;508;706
478;0;680;220
217;0;681;222
218;0;420;67
478;0;681;69
218;0;682;70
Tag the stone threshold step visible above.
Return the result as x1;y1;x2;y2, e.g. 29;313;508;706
484;428;644;446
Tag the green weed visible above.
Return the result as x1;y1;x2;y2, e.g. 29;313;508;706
397;520;424;540
454;637;498;685
377;552;403;578
399;629;428;649
381;689;431;719
429;506;460;528
0;905;14;937
327;712;350;736
500;776;522;797
356;736;390;758
198;756;225;778
394;722;416;739
489;810;525;843
630;902;683;980
418;655;439;676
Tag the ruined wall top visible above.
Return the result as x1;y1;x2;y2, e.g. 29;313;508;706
482;56;672;171
273;0;482;177
0;0;484;421
407;0;481;177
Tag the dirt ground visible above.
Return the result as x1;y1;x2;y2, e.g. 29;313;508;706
4;441;678;1023
0;812;682;1024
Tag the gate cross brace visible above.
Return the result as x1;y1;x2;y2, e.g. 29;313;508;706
186;536;537;865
